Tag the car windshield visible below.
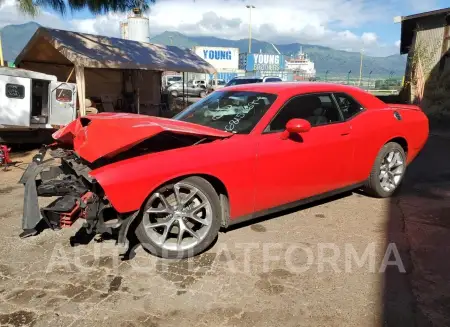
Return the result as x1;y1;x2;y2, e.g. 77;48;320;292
173;91;278;134
225;78;262;86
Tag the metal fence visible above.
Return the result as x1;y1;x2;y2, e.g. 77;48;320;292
162;72;405;114
310;74;404;96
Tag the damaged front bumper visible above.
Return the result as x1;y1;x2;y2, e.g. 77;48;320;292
19;146;137;245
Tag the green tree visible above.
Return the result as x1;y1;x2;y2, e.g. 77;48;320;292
11;0;154;17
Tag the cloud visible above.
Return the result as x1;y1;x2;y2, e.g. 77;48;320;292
0;0;401;56
362;32;378;45
395;40;401;47
71;12;127;37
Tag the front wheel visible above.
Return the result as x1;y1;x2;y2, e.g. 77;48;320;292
363;142;406;198
135;176;221;258
199;90;207;98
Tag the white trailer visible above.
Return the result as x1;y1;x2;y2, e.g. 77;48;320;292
0;67;77;143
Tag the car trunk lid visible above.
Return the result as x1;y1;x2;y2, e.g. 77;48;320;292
387;103;422;111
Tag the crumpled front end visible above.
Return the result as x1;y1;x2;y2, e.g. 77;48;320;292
18;145;137;244
18;113;231;244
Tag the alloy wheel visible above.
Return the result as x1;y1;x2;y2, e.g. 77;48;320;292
379;150;404;192
142;182;213;252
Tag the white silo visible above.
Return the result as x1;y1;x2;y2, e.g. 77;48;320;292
120;8;150;43
120;21;129;39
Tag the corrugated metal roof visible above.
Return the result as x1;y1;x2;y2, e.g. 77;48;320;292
15;27;216;74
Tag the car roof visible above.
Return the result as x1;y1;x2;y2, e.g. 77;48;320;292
224;81;361;93
221;82;386;108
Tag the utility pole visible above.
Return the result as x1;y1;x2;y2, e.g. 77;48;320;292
246;5;255;53
358;48;364;86
0;32;4;67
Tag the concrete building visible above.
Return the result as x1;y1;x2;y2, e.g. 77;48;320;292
397;7;450;120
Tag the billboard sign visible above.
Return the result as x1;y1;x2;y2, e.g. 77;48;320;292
193;46;239;70
239;53;285;71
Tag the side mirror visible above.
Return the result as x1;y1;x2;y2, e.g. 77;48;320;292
281;118;311;140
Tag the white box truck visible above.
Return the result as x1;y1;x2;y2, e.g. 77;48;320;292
0;67;77;143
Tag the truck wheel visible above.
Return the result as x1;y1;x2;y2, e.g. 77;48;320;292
135;176;221;258
363;142;406;198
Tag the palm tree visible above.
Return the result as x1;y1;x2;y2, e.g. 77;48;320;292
14;0;154;17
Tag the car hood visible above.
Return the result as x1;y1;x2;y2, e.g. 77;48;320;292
52;113;232;163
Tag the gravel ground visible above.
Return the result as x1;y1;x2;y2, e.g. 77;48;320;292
0;135;448;327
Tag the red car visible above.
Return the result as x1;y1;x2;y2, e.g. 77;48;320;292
19;82;429;258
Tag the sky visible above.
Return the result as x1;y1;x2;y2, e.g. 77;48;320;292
0;0;448;57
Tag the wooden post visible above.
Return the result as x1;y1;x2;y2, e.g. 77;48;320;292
137;87;140;114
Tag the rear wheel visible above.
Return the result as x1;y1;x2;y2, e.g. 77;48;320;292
364;142;406;197
135;176;221;258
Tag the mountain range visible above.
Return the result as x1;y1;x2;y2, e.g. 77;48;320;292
150;31;407;77
0;22;407;77
0;22;40;64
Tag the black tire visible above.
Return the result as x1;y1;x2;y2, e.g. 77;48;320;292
363;142;406;198
135;176;221;259
199;91;207;98
170;90;178;97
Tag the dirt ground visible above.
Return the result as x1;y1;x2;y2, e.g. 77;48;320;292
0;135;449;327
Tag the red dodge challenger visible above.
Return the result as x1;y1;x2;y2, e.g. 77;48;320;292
19;82;429;258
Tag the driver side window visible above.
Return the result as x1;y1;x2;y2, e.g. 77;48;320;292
266;93;343;132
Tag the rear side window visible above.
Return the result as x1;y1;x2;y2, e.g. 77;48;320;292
334;93;364;119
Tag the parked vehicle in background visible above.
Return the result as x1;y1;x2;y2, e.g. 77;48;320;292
20;82;428;259
162;74;183;88
225;76;282;86
191;80;208;89
0;67;77;144
262;76;283;82
208;79;226;92
167;82;208;98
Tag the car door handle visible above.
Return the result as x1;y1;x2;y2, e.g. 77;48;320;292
341;132;350;136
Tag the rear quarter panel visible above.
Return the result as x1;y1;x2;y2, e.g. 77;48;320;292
349;105;428;184
393;107;429;162
89;135;257;218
